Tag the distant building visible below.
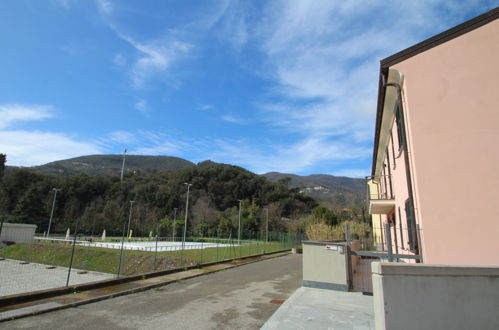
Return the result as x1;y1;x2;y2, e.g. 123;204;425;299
368;8;499;264
0;223;37;243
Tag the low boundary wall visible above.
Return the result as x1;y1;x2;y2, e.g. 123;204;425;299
372;262;499;330
302;241;351;291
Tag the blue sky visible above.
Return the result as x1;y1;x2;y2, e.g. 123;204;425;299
0;1;495;176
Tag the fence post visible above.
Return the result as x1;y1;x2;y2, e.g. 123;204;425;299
345;222;353;291
200;240;204;264
345;222;351;247
66;218;80;287
117;216;127;277
385;223;393;262
153;234;159;271
416;224;424;263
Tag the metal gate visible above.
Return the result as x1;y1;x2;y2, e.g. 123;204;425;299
345;223;422;294
351;256;379;294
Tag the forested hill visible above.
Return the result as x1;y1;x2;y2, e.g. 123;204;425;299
25;154;196;176
262;172;366;209
0;162;317;237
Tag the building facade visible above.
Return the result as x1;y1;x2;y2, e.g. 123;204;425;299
369;8;499;265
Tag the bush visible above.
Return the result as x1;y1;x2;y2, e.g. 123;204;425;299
306;221;371;242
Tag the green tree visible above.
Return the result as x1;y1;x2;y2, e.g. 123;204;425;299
0;153;6;180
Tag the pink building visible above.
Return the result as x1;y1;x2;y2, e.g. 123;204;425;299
368;8;499;265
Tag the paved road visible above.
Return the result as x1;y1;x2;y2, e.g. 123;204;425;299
2;254;302;330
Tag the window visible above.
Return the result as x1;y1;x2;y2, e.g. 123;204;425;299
390;131;396;169
395;104;405;150
405;199;415;250
398;206;404;249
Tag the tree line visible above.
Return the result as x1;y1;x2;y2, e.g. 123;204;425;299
0;155;320;238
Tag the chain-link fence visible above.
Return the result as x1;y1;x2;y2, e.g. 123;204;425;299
0;227;300;298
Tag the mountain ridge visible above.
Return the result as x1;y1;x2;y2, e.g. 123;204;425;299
24;154;195;176
7;154;366;209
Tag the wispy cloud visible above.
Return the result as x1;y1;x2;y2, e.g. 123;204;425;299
332;169;369;179
210;0;495;175
197;104;214;111
96;0;193;88
113;53;127;67
52;0;73;10
204;136;371;174
135;99;148;115
103;130;138;145
97;130;193;157
0;104;54;129
220;114;243;124
127;37;192;88
95;0;113;15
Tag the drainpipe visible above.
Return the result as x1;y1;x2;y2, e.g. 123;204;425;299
382;77;421;260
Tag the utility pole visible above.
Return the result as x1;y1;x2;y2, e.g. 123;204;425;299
120;148;127;184
47;188;61;237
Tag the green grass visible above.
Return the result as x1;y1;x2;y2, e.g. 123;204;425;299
0;240;289;276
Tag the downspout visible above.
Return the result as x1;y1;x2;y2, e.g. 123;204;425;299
382;78;421;261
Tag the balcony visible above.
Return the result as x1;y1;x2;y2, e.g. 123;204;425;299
366;176;395;215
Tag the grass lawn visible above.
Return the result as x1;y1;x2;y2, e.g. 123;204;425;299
0;240;289;276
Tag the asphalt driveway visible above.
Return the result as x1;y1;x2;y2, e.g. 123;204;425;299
2;253;302;330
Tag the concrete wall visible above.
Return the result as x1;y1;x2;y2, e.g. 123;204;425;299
372;262;499;330
0;223;37;243
392;19;499;264
302;241;349;291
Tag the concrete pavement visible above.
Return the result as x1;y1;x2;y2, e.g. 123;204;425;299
261;287;375;330
0;259;113;297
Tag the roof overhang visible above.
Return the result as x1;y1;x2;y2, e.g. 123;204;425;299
372;69;403;177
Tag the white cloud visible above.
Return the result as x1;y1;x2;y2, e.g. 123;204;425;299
332;169;369;179
216;2;250;50
127;37;192;88
132;141;182;156
0;104;102;166
220;115;243;124
103;131;138;145
96;0;193;88
197;104;214;111
53;0;73;9
217;0;495;175
204;136;371;175
0;104;54;129
0;130;102;166
95;0;114;15
135;99;148;115
113;53;127;67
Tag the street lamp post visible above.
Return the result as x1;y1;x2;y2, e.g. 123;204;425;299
181;183;192;265
126;200;134;240
265;207;269;244
47;188;61;237
237;200;242;246
120;148;127;184
173;207;177;242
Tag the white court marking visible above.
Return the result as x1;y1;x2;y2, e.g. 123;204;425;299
35;238;236;252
